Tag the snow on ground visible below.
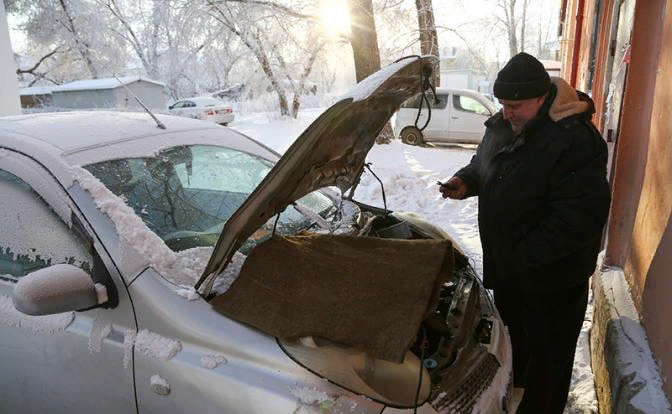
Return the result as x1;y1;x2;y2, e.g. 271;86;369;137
230;109;597;414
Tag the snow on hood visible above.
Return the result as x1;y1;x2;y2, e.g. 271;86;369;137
197;56;438;295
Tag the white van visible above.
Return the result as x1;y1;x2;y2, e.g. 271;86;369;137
394;88;497;145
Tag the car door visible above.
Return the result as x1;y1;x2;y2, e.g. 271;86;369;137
182;101;199;119
395;93;450;141
0;151;138;414
450;94;493;143
422;93;451;141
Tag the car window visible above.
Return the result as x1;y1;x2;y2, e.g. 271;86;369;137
453;95;491;116
84;145;335;252
185;101;196;108
0;169;93;279
400;93;448;110
172;101;184;109
195;98;223;107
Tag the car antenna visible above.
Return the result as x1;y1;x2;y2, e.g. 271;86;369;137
108;73;166;130
88;56;166;130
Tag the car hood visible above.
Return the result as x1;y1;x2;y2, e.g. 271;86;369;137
196;56;437;294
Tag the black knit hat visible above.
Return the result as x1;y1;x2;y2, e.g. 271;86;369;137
493;52;551;100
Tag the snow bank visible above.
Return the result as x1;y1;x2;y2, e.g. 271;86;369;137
597;267;672;413
564;285;598;414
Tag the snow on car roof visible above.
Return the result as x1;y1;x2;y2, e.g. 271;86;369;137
0;111;275;186
51;76;165;92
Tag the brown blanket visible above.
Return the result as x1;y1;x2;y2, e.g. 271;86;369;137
211;234;453;362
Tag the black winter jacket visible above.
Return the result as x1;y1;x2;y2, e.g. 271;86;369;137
455;78;611;292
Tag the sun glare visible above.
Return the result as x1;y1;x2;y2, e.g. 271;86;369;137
318;1;351;37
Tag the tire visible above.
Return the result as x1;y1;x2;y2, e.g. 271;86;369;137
401;127;424;146
219;122;228;126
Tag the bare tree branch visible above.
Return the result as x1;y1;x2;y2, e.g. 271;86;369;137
27;72;62;87
16;48;62;75
210;0;317;20
98;0;150;73
57;0;99;77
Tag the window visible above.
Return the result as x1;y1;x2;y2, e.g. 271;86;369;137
0;170;93;279
453;95;491;116
401;93;448;110
172;101;185;109
85;145;336;252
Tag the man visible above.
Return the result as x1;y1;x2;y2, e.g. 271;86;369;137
439;53;611;414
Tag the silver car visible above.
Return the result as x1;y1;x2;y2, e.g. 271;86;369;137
0;57;511;414
394;88;497;146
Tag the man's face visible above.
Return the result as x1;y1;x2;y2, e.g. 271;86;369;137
499;95;546;134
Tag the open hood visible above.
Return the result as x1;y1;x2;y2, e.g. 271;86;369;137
196;56;437;294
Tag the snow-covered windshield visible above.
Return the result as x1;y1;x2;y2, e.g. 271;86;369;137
84;144;335;252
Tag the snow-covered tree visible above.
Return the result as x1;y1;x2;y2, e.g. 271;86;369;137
206;0;326;117
9;0;128;83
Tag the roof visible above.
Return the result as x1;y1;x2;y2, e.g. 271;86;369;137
19;86;55;96
0;111;273;186
51;76;165;93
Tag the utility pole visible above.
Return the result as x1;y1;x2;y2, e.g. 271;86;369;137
0;1;21;116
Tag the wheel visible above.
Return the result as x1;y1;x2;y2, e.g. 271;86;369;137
401;127;424;146
219;122;228;126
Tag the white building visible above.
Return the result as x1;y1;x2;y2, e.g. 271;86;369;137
50;76;165;110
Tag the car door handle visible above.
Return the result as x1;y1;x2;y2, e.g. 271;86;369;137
452;116;459;119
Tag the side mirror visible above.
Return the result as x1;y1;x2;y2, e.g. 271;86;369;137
168;105;174;110
13;264;108;316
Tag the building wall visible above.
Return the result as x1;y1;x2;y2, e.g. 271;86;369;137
625;0;672;395
564;0;672;399
601;0;672;397
52;89;117;109
51;81;165;110
560;0;579;80
114;81;165;110
440;71;472;90
591;0;617;131
19;94;53;108
575;0;597;91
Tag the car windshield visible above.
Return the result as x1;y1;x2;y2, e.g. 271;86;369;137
84;144;335;252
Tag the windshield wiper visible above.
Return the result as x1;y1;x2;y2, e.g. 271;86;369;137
292;202;330;230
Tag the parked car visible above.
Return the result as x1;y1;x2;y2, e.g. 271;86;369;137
394;88;498;145
168;96;234;125
0;57;511;414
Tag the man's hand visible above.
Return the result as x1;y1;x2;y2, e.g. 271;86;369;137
438;176;467;199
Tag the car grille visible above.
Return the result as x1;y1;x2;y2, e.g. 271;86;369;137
430;350;500;414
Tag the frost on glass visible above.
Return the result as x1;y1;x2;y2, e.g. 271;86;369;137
0;170;91;278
